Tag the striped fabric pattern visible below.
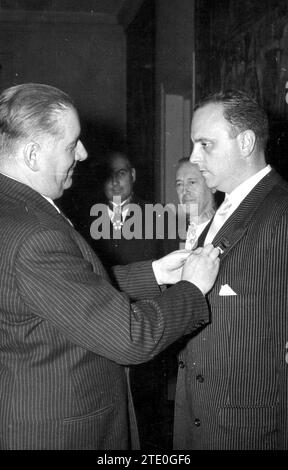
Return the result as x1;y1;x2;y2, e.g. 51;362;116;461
174;170;288;450
0;174;209;450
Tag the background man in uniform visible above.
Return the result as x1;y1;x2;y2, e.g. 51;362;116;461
88;151;164;271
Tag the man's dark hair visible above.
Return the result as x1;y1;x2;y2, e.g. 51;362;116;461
194;89;269;152
107;151;133;170
0;83;75;155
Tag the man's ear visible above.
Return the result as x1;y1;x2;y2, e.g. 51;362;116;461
131;168;136;183
23;141;40;171
237;130;256;158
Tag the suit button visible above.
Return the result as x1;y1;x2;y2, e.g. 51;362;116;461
194;418;201;427
178;360;185;369
196;374;204;383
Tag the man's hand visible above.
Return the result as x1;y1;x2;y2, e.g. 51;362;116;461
152;250;192;285
181;244;220;294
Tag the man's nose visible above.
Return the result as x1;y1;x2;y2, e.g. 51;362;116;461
183;183;192;194
190;145;201;164
75;141;88;161
111;173;120;185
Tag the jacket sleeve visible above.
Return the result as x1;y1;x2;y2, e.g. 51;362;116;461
15;228;210;365
112;261;161;301
265;212;288;449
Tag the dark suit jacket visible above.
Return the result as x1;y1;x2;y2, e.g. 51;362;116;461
0;174;209;450
87;196;181;447
88;196;169;272
174;169;288;450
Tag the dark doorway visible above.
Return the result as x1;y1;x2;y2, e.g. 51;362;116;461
126;0;156;202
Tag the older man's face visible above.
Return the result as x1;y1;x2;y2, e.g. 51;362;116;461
37;107;87;200
176;161;213;217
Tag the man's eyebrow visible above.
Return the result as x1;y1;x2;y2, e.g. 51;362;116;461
66;138;79;148
193;137;210;142
195;135;217;143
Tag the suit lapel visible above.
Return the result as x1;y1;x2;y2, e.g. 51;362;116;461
207;170;282;260
212;218;248;260
197;218;213;247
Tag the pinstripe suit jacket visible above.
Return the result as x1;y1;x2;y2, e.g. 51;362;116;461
174;169;288;450
0;173;209;450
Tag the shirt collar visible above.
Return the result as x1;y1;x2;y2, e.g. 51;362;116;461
108;196;131;208
0;170;22;184
225;165;272;208
107;197;132;220
107;203;130;221
41;194;61;213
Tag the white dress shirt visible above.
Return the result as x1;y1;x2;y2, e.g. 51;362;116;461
205;165;272;245
107;198;130;223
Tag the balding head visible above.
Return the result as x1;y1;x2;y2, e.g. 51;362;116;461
0;83;76;161
0;83;87;199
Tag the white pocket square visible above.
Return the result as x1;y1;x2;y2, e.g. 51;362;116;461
219;284;237;296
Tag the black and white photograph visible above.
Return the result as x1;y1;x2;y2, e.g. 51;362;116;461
0;0;288;455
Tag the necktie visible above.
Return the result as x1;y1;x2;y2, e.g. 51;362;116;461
112;204;123;231
204;197;232;245
185;221;198;250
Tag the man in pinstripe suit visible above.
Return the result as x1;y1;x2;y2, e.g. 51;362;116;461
173;89;288;449
0;83;220;449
